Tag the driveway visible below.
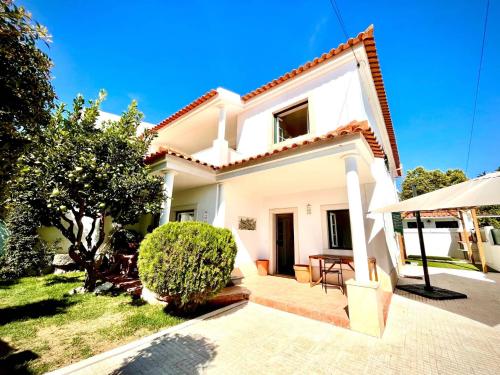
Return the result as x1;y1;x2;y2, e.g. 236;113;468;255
49;267;500;375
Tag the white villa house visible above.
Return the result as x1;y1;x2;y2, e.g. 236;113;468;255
142;25;403;293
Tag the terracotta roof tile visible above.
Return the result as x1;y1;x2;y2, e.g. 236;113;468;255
240;25;401;175
143;146;217;169
144;120;385;172
150;90;218;133
402;210;460;219
149;26;401;174
215;120;384;171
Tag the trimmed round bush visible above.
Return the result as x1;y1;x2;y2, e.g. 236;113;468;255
138;222;237;311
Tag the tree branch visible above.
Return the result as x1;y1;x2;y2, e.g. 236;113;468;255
86;217;97;250
54;219;75;243
90;212;106;257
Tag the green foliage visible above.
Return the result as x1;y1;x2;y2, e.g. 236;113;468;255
400;167;467;200
0;272;183;374
110;227;143;254
0;219;8;255
138;222;237;312
0;1;55;217
0;203;55;279
478;166;500;229
7;92;164;290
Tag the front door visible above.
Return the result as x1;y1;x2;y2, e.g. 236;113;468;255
276;213;295;275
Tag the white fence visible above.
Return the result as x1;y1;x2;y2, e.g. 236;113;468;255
403;228;463;259
481;226;500;271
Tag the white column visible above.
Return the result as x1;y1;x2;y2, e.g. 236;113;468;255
213;105;229;166
343;153;370;282
217;105;227;140
213;183;225;228
159;170;177;225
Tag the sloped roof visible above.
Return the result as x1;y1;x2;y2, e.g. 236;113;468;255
402;210;460;219
150;25;400;173
145;120;384;172
150;90;218;133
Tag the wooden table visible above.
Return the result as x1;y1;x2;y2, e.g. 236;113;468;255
308;254;378;287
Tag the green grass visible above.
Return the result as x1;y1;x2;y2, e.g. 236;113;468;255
405;257;481;271
0;272;184;374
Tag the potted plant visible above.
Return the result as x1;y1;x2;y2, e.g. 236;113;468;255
256;259;269;276
293;264;310;283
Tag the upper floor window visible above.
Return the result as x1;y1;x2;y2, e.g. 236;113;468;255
274;101;309;143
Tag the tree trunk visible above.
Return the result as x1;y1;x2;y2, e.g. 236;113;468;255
84;265;97;292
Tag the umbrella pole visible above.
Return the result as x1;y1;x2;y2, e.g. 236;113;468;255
415;210;433;291
411;185;432;291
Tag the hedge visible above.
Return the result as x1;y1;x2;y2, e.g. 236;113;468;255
138;222;237;311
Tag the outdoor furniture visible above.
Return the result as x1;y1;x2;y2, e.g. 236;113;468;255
321;256;344;294
308;254;377;287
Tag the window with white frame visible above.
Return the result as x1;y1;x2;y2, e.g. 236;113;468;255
273;101;309;143
327;209;352;249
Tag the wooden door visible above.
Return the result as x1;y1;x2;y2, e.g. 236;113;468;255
276;213;295;275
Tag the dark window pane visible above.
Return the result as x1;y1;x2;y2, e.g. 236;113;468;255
407;221;424;229
435;221;459;228
327;209;352;249
274;102;308;143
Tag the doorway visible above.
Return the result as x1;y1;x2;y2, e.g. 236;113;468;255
276;213;295;275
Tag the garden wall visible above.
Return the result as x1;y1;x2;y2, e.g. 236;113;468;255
403;228;463;259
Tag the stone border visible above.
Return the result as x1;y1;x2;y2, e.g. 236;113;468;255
46;300;248;375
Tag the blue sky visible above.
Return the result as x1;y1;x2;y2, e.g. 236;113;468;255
22;0;499;179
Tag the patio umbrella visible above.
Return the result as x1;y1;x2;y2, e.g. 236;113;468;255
375;172;500;213
373;172;500;300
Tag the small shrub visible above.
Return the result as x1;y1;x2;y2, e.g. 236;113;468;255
0;204;56;279
138;222;237;312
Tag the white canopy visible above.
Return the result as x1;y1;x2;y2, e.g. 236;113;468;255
374;172;500;213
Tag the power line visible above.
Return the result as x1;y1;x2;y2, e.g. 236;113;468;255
327;0;360;67
465;0;490;174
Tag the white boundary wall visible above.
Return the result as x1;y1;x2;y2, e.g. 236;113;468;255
403;228;463;259
482;226;500;271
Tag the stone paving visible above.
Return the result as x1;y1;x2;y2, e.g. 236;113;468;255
49;267;500;375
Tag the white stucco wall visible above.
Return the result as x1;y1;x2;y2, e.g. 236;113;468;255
481;226;500;271
403;228;463;259
220;158;400;290
192;146;242;166
402;217;467;259
234;61;387;161
169;185;218;224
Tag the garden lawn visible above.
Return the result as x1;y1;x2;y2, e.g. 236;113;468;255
406;256;480;271
0;272;184;374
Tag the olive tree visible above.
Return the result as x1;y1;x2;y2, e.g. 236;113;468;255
9;92;164;290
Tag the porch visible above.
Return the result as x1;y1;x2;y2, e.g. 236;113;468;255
228;272;392;329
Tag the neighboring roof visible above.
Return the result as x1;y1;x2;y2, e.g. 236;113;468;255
150;90;218;133
150;25;400;174
402;210;460;219
145;120;384;172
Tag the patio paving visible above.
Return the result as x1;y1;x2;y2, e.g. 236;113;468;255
49;266;500;375
241;274;350;327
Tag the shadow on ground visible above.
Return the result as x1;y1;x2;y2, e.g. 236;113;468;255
43;274;82;286
0;339;37;375
0;279;18;289
0;298;75;325
110;333;217;374
396;270;500;327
